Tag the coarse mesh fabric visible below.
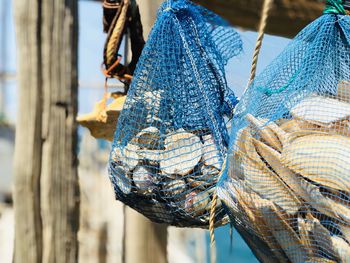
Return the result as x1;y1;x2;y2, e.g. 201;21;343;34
218;9;350;262
108;0;242;228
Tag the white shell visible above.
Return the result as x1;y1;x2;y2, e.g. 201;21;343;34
281;133;350;192
260;204;308;263
337;80;350;103
134;127;161;149
162;179;187;198
331;236;350;262
184;191;210;216
243;136;301;214
290;95;350;125
138;149;163;162
246;114;283;152
160;132;202;176
202;134;222;170
116;143;140;171
111;166;132;195
309;217;349;262
132;166;156;194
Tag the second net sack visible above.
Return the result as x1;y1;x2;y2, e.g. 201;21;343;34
108;0;242;228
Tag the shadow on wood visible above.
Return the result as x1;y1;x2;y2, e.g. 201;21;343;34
193;0;323;38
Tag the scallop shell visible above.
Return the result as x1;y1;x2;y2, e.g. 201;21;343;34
202;134;222;170
305;258;337;263
110;166;132;195
138;149;163;162
338;224;350;244
253;138;305;204
279;119;302;134
290;95;350;126
184;191;210;216
112;143;139;171
281;133;350;192
187;165;219;189
260;204;308;263
160;132;202;176
283;118;350;137
133;166;156;194
330;236;350;262
134;127;161;149
297;178;340;220
228;186;289;261
337;80;350;103
162;179;187;199
246;114;282;152
297;215;315;257
310;217;348;262
243;140;301;214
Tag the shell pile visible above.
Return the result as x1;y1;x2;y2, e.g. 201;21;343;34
109;127;225;223
225;85;350;262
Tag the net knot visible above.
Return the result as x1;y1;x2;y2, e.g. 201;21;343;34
323;0;347;15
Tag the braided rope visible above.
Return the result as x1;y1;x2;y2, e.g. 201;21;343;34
209;192;218;263
249;0;274;84
209;157;227;263
209;1;274;262
106;0;130;65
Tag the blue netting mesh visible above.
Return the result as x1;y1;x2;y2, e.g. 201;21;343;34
219;9;350;262
108;0;242;228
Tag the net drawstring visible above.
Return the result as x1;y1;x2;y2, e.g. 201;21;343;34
209;158;227;263
248;0;274;85
209;1;273;262
323;0;347;15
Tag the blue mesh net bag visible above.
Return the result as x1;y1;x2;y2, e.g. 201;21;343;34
108;0;242;228
218;0;350;261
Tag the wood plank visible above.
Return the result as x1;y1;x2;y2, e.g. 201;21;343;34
193;0;323;38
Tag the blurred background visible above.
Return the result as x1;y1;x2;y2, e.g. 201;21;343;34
0;0;324;262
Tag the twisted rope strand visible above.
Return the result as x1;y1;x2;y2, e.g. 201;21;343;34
249;0;274;84
209;157;227;263
209;1;273;262
209;192;218;263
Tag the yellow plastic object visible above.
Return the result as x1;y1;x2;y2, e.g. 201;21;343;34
77;94;126;141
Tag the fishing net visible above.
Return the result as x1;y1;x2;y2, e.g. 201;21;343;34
108;0;242;228
218;1;350;262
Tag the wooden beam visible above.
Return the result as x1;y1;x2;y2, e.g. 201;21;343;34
82;0;324;37
194;0;323;38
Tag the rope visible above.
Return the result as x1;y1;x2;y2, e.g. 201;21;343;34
323;0;346;15
209;1;274;262
209;192;218;263
248;0;274;84
209;157;227;263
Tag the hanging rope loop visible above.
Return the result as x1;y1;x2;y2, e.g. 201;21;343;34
209;157;228;263
248;0;274;85
209;0;273;262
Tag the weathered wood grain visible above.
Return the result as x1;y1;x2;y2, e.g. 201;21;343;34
194;0;323;38
13;0;79;262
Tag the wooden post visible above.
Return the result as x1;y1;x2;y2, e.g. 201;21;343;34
122;2;168;263
13;0;79;262
124;209;167;263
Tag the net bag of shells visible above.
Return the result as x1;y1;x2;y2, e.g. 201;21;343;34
218;1;350;262
108;0;242;227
